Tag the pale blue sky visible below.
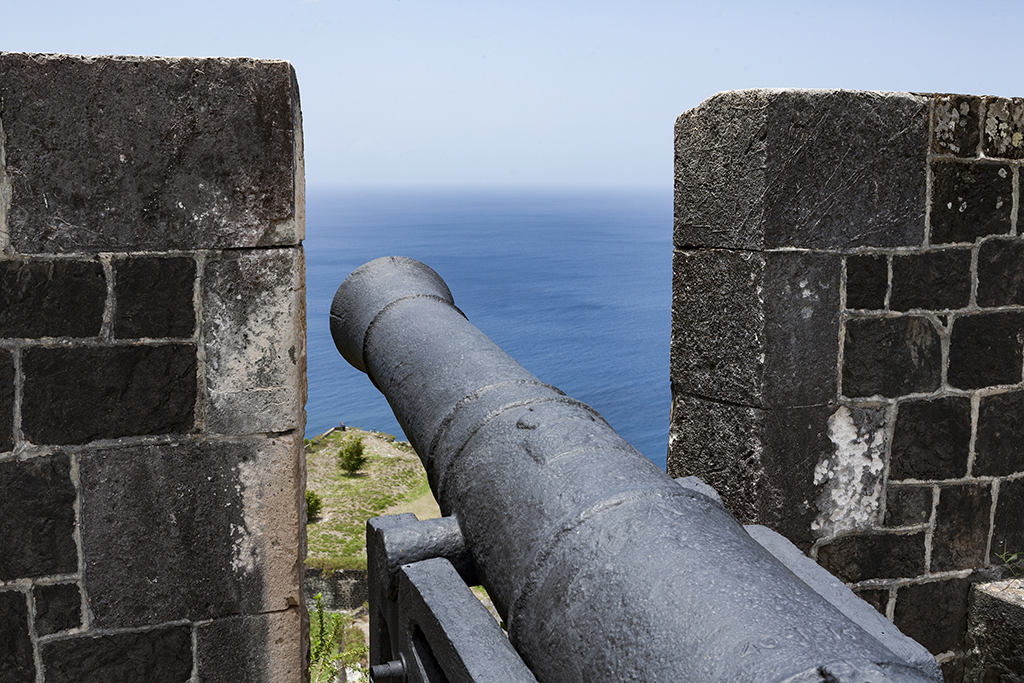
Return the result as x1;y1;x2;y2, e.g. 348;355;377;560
4;1;1021;188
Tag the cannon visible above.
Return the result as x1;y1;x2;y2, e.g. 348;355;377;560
330;256;941;683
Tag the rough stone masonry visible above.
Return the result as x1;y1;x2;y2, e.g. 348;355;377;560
670;89;1024;682
0;53;306;682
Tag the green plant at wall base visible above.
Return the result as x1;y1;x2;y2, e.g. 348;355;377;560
309;593;344;683
306;490;323;521
309;593;369;683
338;436;368;476
997;548;1024;577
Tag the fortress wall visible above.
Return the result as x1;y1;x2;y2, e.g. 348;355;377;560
0;53;306;682
670;89;1024;681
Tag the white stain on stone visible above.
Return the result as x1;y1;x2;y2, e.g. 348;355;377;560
812;406;886;537
230;459;260;574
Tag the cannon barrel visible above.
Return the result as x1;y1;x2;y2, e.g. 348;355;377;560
330;256;939;683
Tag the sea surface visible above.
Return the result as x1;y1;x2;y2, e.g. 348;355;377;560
304;188;673;469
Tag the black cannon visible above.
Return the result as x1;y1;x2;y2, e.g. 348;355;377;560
330;256;941;683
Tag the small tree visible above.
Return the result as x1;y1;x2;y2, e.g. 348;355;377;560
338;436;367;475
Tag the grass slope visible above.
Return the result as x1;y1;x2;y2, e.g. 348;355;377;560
305;428;440;571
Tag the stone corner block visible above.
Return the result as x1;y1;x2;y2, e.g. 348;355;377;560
80;435;303;628
964;578;1024;681
675;88;928;250
671;248;839;407
203;247;306;435
196;608;305;683
0;52;303;253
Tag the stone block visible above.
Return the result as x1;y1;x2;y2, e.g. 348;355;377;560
41;624;192;683
933;95;982;157
890;396;971;481
976;237;1024;307
974;390;1024;477
196;607;304;683
852;587;888;615
0;454;77;580
947;311;1024;390
21;344;196;445
113;256;196;339
991;477;1024;566
0;259;105;338
930;161;1012;244
79;435;302;628
671;248;839;408
964;579;1024;682
203;247;305;434
304;567;369;611
0;590;35;683
983;97;1024;159
889;248;972;311
667;394;833;551
33;582;81;635
894;576;974;655
0;351;13;452
885;485;933;527
675;89;928;250
816;531;926;583
845;254;888;310
0;53;303;253
842;316;942;398
932;483;993;572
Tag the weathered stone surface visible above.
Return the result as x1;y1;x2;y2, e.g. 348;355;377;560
930;161;1012;244
0;259;105;337
983;97;1024;159
0;454;77;580
889;248;971;311
932;483;992;572
974;390;1024;477
894;577;973;655
816;531;926;583
812;405;887;538
842;316;942;398
80;435;302;628
933;95;982;157
33;582;82;636
845;254;888;310
675;89;928;249
964;579;1024;683
671;249;839;408
667;394;829;550
0;590;35;683
196;608;304;683
304;567;369;611
947;312;1024;390
203;248;305;434
0;351;13;452
41;625;192;683
885;485;933;528
890;396;971;481
991;477;1024;566
976;237;1024;307
114;256;196;339
21;344;196;445
0;53;303;253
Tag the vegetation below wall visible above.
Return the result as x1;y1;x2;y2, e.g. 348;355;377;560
304;428;440;571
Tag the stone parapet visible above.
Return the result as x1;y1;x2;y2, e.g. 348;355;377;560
670;89;1024;681
0;53;305;682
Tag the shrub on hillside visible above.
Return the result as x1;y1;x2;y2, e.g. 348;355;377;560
306;490;323;521
338;437;367;475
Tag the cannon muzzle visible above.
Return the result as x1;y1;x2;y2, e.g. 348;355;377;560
331;256;940;683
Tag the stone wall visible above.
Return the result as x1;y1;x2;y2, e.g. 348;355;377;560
670;89;1023;681
0;53;306;682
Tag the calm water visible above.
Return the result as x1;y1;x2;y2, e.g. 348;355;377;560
304;188;673;469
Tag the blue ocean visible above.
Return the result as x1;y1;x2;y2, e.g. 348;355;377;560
304;188;673;470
